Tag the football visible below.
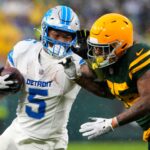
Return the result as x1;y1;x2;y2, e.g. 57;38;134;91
0;67;24;93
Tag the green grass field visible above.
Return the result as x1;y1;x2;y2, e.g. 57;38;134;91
68;141;147;150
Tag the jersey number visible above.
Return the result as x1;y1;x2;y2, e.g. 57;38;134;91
26;88;48;119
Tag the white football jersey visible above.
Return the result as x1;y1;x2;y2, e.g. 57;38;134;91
7;39;84;139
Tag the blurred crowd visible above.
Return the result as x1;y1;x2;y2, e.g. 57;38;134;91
73;0;150;44
1;0;150;63
0;0;150;134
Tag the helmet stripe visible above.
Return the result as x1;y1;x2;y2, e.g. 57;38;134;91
61;6;66;25
61;6;72;25
66;7;71;25
64;6;68;24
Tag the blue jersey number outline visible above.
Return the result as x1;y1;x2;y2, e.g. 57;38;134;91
26;88;48;119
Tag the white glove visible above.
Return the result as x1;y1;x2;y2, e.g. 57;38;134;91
79;117;114;139
0;74;14;89
59;56;81;80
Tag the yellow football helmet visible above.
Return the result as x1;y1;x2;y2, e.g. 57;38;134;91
87;13;133;69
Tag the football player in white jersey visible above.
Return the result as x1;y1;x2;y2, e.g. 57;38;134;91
0;5;85;150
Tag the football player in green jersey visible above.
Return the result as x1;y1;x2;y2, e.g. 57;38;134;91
62;13;150;150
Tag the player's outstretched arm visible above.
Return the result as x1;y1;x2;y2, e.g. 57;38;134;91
75;75;114;98
116;70;150;126
79;70;150;140
60;57;114;98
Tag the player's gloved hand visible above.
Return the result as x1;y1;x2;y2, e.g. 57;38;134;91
79;117;117;139
59;56;81;80
71;29;89;59
0;67;15;89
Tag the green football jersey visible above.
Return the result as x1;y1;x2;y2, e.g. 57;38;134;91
102;43;150;130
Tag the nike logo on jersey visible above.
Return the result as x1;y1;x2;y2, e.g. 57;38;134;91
26;79;53;87
136;48;144;56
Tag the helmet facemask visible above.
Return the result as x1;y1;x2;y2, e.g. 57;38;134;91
87;40;121;69
42;25;76;58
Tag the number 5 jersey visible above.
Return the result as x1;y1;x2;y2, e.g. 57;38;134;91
7;39;84;139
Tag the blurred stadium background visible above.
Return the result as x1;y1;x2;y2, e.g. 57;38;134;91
0;0;150;149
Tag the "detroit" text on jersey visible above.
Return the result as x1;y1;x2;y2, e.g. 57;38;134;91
26;79;52;87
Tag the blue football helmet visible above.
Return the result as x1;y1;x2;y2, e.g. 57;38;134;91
41;5;80;58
